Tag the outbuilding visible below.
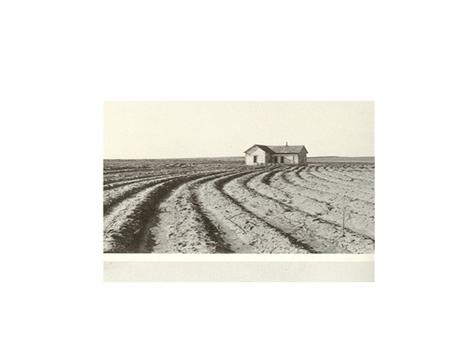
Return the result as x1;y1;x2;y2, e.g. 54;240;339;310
244;143;308;166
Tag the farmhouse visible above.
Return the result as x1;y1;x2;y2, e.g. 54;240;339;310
244;143;308;166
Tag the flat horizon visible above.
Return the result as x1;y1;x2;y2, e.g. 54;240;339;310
104;155;375;161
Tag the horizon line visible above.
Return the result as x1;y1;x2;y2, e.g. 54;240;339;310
104;155;375;160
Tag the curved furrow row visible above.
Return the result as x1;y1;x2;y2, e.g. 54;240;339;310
292;168;374;205
190;185;233;253
104;168;236;189
103;173;172;190
260;166;287;185
103;169;236;215
144;172;239;253
228;169;374;253
250;170;374;244
104;170;167;183
197;169;310;253
103;175;182;216
311;167;374;193
268;170;375;238
322;166;374;185
263;168;332;215
327;164;375;180
104;180;181;253
104;167;225;185
314;167;374;193
224;170;347;253
281;169;374;219
330;164;375;175
331;171;374;185
299;168;375;203
103;160;375;254
104;171;235;253
278;170;336;209
263;166;299;184
104;163;242;180
104;167;155;175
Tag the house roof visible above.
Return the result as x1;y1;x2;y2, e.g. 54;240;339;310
244;144;308;154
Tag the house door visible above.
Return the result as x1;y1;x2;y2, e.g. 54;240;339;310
273;156;278;164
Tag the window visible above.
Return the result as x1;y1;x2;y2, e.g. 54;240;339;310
280;156;284;163
253;155;257;163
273;156;278;163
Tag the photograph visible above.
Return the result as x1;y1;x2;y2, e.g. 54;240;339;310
103;102;374;256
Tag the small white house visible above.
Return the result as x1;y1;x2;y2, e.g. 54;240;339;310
244;144;308;166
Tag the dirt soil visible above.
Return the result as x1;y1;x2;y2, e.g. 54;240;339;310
103;159;375;253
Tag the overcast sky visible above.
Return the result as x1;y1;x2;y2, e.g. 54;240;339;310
104;102;374;159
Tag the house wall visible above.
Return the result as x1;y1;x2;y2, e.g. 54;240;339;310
298;148;308;164
270;151;307;164
245;146;268;165
270;153;298;164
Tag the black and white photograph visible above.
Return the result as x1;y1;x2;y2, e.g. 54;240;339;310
102;102;374;282
104;102;374;256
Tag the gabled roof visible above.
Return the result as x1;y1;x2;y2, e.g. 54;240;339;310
244;144;274;153
266;145;307;154
244;144;308;154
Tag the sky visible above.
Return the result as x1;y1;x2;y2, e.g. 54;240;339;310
104;102;374;159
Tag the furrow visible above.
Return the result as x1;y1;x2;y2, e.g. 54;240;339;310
299;168;375;203
272;169;375;238
103;176;181;216
251;169;374;241
314;166;375;191
282;169;374;218
276;171;374;219
225;168;374;253
145;171;239;253
310;167;374;194
323;166;374;185
324;165;374;183
104;172;230;253
103;173;170;189
198;169;310;253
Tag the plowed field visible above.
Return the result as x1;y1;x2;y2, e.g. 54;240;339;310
104;158;374;253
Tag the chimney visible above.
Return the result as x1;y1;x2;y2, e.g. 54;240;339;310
285;141;288;146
